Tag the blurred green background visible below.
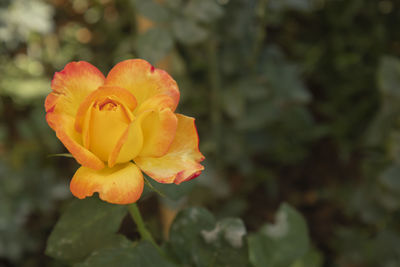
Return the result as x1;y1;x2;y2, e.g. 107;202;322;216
1;0;400;266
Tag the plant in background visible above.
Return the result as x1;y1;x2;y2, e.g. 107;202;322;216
5;0;400;266
43;59;314;267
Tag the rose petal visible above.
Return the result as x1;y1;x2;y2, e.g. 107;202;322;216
134;94;176;114
75;86;137;132
85;100;131;162
134;114;205;184
138;108;177;158
105;59;180;111
108;111;151;168
45;61;105;116
70;162;144;204
46;112;105;170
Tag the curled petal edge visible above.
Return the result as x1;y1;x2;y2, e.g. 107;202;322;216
134;114;205;184
70;162;144;205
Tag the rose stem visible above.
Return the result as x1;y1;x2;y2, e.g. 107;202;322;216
128;203;164;256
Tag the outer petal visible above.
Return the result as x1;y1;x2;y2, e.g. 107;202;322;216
70;162;144;204
45;61;106;170
138;108;178;158
45;61;105;116
135;94;176;114
134;114;205;184
46;112;105;170
105;59;180;111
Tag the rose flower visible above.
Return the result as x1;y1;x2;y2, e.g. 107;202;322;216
45;59;204;204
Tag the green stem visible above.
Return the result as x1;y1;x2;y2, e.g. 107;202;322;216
128;203;164;255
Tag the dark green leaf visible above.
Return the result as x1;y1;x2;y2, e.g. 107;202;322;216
147;176;197;200
289;247;323;267
136;27;174;64
378;56;400;99
75;241;177;267
269;0;314;12
248;203;310;267
184;0;224;23
164;0;182;9
47;153;74;158
132;0;170;23
172;17;208;45
169;207;248;267
223;87;246;119
46;197;127;262
380;164;400;193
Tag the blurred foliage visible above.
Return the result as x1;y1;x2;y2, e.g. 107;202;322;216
1;0;400;266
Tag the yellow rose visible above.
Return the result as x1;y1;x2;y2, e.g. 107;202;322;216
45;59;204;204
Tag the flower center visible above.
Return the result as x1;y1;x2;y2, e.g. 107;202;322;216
98;98;118;111
82;97;132;162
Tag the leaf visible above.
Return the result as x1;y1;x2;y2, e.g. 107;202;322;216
261;47;311;104
380;164;400;193
184;0;224;23
75;241;177;267
290;247;323;267
135;27;174;64
172;17;208;45
143;176;166;198
164;0;182;9
222;87;246;119
248;203;310;267
269;0;314;12
132;0;169;23
169;207;249;267
377;56;400;101
47;153;74;158
146;176;197;200
46;197;128;262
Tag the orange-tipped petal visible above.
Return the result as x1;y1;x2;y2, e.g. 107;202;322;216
46;112;104;170
108;111;151;168
45;61;105;116
70;162;144;204
138;108;178;158
135;94;176;114
105;59;180;111
135;114;205;184
75;86;137;132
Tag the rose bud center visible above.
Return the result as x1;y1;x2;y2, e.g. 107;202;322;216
83;97;132;162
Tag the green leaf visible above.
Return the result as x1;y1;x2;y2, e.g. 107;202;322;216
290;247;323;267
75;241;177;267
261;47;311;104
143;176;166;198
223;87;246;119
378;56;400;99
184;0;224;23
146;176;197;200
172;17;208;45
46;197;128;262
248;203;310;267
136;27;174;64
169;207;249;267
380;164;400;193
164;0;182;9
132;0;170;23
47;153;74;158
269;0;314;12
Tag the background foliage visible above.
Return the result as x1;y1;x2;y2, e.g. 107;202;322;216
1;0;400;266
